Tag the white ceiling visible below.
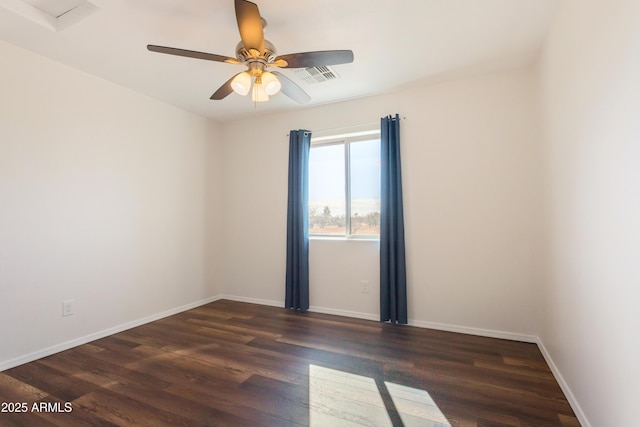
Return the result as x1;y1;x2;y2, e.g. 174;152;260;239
0;0;558;122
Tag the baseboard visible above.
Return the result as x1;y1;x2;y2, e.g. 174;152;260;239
536;338;591;427
309;306;379;322
219;294;283;308
0;295;223;372
408;319;539;343
220;295;380;322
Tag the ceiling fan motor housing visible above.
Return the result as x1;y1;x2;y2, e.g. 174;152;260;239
235;40;277;64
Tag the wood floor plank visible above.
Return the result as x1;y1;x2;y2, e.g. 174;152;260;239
3;362;101;402
72;389;205;427
0;300;580;426
0;373;49;402
0;410;60;427
164;382;307;427
30;396;119;427
37;347;172;391
239;374;311;424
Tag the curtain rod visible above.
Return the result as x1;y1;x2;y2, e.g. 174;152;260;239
286;116;406;137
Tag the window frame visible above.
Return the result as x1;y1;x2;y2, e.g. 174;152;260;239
309;130;381;240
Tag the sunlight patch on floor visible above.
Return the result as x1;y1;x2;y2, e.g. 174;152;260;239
309;364;451;427
385;381;451;426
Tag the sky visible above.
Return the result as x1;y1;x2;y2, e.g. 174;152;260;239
309;139;380;215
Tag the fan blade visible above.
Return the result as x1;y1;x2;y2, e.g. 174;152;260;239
235;0;264;53
274;50;354;68
272;72;311;104
147;45;240;64
211;73;243;100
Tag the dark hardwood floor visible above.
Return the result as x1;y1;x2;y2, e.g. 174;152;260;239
0;300;579;426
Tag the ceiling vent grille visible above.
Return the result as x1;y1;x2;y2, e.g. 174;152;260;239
0;0;97;31
294;66;339;85
24;0;85;18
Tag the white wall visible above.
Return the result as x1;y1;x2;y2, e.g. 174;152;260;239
537;0;640;425
0;41;223;368
221;67;543;337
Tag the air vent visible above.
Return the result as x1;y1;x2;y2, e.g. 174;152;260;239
23;0;85;18
0;0;97;31
294;66;340;85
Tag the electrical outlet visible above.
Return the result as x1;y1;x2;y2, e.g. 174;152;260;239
360;280;369;293
62;300;75;317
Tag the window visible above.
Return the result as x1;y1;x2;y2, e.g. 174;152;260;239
309;131;381;238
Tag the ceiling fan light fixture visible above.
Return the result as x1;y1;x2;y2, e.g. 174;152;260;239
231;71;251;96
261;71;281;96
251;76;269;102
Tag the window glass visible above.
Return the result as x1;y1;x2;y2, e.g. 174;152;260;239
309;143;346;236
349;139;381;235
308;132;381;238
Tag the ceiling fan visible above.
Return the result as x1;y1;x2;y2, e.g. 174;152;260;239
147;0;354;104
